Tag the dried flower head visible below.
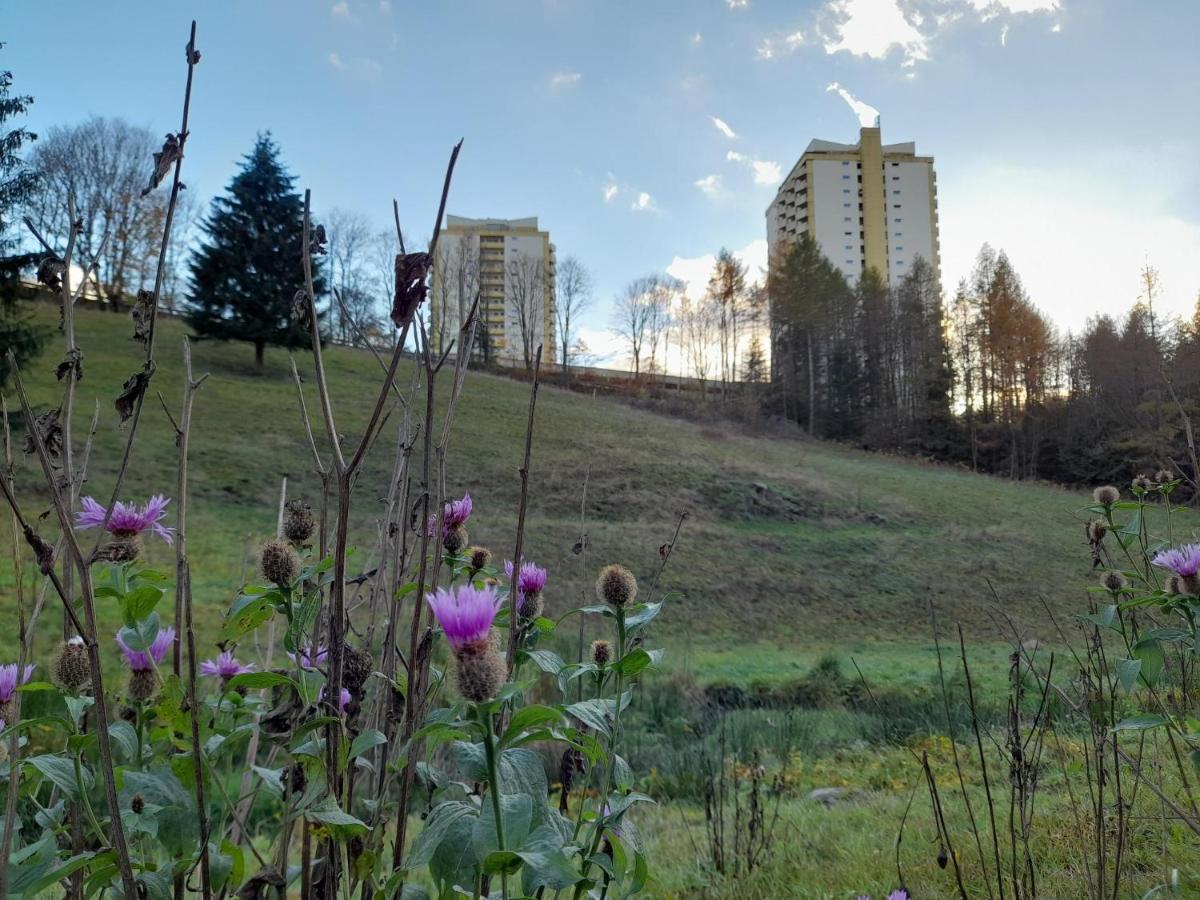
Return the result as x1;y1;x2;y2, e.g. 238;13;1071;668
94;537;143;564
1086;519;1107;543
76;494;174;544
260;538;299;586
454;644;506;703
54;636;89;692
591;639;613;666
343;645;374;693
443;524;469;555
1154;469;1174;485
131;794;145;814
1132;474;1154;492
128;668;157;702
1151;544;1200;578
200;651;255;684
1092;485;1120;506
283;499;316;546
1102;570;1127;592
1165;574;1183;596
596;564;638;608
468;546;493;572
426;584;503;652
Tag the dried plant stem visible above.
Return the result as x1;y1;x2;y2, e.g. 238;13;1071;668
506;343;542;671
959;624;1006;899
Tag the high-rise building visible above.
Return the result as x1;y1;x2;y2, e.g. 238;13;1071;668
767;125;939;287
430;215;556;366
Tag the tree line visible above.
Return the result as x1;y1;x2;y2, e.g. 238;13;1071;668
768;234;1200;492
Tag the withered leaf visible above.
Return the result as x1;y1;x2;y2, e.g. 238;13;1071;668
24;407;63;463
311;223;327;255
235;867;286;900
36;256;65;292
572;534;589;555
55;347;83;382
142;132;185;196
22;524;56;575
131;289;155;345
115;362;155;425
391;251;431;329
291;289;313;330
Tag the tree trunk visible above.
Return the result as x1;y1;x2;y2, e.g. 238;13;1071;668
255;339;265;368
806;330;815;436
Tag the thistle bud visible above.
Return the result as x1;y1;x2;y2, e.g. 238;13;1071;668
95;537;142;564
343;645;374;694
1166;574;1183;596
283;499;315;546
55;636;90;692
454;644;505;703
1155;469;1174;486
1132;474;1154;492
1101;570;1127;593
128;668;158;702
468;546;493;573
1086;519;1107;543
260;538;299;587
443;524;469;555
1092;485;1120;506
596;564;638;608
517;590;544;621
937;846;949;869
591;639;613;666
131;794;145;814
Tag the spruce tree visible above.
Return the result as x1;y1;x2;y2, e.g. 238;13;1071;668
188;133;322;367
0;46;48;387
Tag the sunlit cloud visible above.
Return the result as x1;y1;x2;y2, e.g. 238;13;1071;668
820;0;928;66
755;29;805;60
710;116;738;139
631;191;656;212
726;151;781;186
694;174;722;196
826;82;880;128
549;71;582;89
727;0;750;8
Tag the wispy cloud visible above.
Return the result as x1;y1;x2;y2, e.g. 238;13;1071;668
727;151;781;186
379;0;391;12
327;52;381;76
680;74;704;90
727;0;750;8
690;32;703;45
331;1;352;17
631;191;656;212
549;71;582;89
755;29;805;60
694;174;722;196
826;82;880;128
602;176;619;203
970;0;1059;14
710;116;738;139
328;51;346;69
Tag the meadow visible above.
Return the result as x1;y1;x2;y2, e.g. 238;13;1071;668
5;303;1200;897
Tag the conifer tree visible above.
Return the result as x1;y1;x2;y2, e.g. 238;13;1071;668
188;133;322;366
0;47;48;386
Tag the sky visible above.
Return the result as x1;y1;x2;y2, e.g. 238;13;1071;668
5;0;1200;367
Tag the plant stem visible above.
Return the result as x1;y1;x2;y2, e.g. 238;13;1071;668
480;704;509;900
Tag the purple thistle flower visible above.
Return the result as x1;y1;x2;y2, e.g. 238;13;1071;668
76;494;174;545
889;891;910;900
426;583;502;651
1152;543;1200;578
0;663;36;703
115;628;174;672
200;651;255;680
504;559;548;596
287;645;328;670
321;685;352;712
425;492;473;538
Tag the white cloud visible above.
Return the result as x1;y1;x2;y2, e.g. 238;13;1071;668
821;0;929;66
667;239;769;302
631;192;655;212
755;41;776;60
331;1;351;17
970;0;1059;12
940;150;1200;334
602;181;619;203
1051;22;1062;32
727;0;750;8
549;71;582;89
328;52;346;69
691;32;703;45
694;174;722;196
826;82;880;128
755;29;805;60
710;116;738;139
726;151;781;186
379;0;391;12
1000;23;1009;45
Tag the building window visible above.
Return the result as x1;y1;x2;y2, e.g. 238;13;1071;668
842;174;850;180
843;188;851;194
896;246;904;251
892;190;901;195
894;218;902;223
842;160;850;165
844;231;852;236
843;202;851;208
893;204;902;209
844;216;852;222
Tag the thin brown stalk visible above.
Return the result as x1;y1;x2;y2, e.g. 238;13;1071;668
506;343;543;671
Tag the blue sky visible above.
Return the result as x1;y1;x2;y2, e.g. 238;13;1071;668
5;0;1199;364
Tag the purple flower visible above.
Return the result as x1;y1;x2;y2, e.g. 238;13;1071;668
504;559;548;596
1152;544;1200;578
200;651;255;680
426;583;502;651
115;628;174;672
320;685;352;712
76;495;174;545
0;663;36;703
889;892;909;900
287;645;328;670
425;492;473;538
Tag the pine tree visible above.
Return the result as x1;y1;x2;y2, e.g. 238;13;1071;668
0;46;48;386
188;134;323;367
742;334;767;383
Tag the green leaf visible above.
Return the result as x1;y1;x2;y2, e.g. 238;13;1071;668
27;754;90;799
221;597;274;640
472;793;532;862
122;584;165;627
349;729;388;761
502;705;563;746
1113;714;1170;732
518;824;581;893
521;649;566;675
565;698;617;738
108;721;139;761
226;671;297;692
17;851;100;898
118;611;162;651
613;647;664;677
1133;638;1165;686
306;796;368;839
623;601;662;630
286;591;322;654
405;800;477;871
1116;658;1142;694
253;766;285;798
1085;604;1117;630
481;850;524;876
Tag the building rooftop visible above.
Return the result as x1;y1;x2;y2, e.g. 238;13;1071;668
444;215;541;230
803;137;917;155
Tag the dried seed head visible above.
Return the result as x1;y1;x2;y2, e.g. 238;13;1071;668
343;646;374;694
260;539;299;586
128;668;158;703
283;499;315;546
517;590;544;621
288;762;307;794
1132;474;1154;492
1101;570;1127;593
1155;469;1174;486
1184;574;1200;596
1165;575;1183;596
0;699;14;726
94;537;142;564
443;524;469;555
937;846;949;869
131;794;145;814
454;644;506;703
596;564;638;608
1093;485;1120;506
468;546;493;572
591;639;613;666
558;747;585;799
55;636;90;692
1086;519;1107;543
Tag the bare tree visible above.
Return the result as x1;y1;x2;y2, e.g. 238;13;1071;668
611;274;662;376
555;255;592;372
679;293;718;393
507;250;546;371
706;247;749;396
26;117;170;309
434;232;480;355
325;207;374;343
644;276;680;375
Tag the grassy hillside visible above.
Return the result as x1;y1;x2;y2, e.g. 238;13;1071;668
3;304;1190;684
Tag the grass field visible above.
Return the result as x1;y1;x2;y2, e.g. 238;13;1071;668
5;303;1199;897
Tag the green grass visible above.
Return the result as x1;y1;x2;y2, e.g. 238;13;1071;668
3;303;1193;675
